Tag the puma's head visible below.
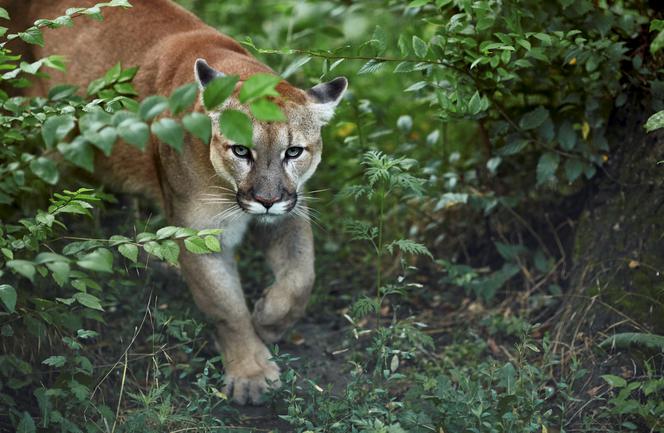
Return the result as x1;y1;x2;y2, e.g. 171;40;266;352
195;59;347;219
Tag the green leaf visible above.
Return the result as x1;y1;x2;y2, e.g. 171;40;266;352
650;30;664;55
77;329;99;339
109;0;132;7
118;243;138;263
564;158;583;183
48;84;78;101
16;412;36;433
46;261;70;286
281;55;311;78
136;232;157;242
30;156;59;184
249;98;286;122
161;240;180;265
370;25;387;55
74;292;104;311
87;77;106;95
412;36;428;58
118;118;150;150
468;91;482;115
358;59;384;74
155;226;179;239
204;235;221;252
0;284;17;313
558;121;576;151
498;138;529;156
42;355;66;367
69;379;89;400
169;82;198;114
651;19;664;32
77;248;113;273
220;109;253;145
104;62;122;83
7;260;35;282
85;125;117;156
408;0;429;7
239;73;281;103
117;65;139;82
197;228;223;236
0;7;9;20
601;374;627;388
644;109;664;132
57;137;95;173
113;82;137;95
183;112;212;144
139;95;168;121
203;75;240;110
151;118;184;151
19;27;44;46
143;241;163;260
42;114;75;148
519;106;549;130
184;236;210;254
536;152;559;185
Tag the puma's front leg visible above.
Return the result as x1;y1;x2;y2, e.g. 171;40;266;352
252;216;315;344
179;251;280;405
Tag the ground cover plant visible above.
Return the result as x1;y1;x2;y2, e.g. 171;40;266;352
1;0;663;432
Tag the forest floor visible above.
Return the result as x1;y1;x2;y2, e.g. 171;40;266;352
84;199;648;433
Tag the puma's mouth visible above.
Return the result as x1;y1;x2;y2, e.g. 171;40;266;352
236;195;297;216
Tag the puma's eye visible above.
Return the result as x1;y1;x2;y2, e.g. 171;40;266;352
285;146;304;159
231;145;250;159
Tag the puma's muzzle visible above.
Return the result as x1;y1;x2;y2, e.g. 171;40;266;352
236;187;297;215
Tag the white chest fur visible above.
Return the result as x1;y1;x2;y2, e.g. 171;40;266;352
219;214;251;250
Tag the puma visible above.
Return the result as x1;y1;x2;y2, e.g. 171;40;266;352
5;0;347;404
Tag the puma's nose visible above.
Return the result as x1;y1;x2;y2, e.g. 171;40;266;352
253;193;280;209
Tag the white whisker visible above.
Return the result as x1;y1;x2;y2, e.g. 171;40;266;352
213;205;240;222
208;185;237;194
293;203;326;232
304;188;331;195
199;198;236;203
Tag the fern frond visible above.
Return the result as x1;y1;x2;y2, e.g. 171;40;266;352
343;219;378;242
385;239;433;259
600;333;664;352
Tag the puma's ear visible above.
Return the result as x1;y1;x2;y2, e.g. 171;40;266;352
307;77;348;123
194;58;224;88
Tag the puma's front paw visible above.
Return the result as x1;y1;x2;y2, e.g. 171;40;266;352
252;292;304;344
222;346;281;405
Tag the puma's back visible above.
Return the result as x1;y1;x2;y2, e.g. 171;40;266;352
13;0;272;96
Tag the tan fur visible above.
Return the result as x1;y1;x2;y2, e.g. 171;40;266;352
8;0;347;405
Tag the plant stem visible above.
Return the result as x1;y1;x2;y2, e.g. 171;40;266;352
375;188;385;326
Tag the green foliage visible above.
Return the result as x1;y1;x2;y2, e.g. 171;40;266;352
645;110;664;132
202;74;239;110
1;0;662;431
602;368;664;432
219;109;253;145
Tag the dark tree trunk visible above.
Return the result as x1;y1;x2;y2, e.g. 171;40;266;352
554;94;664;353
